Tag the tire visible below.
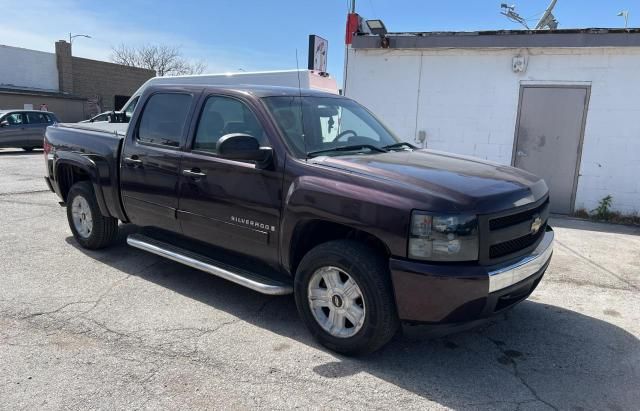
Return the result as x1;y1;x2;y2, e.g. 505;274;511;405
294;240;399;356
66;181;119;249
22;147;34;152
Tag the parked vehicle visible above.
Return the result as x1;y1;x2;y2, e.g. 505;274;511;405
44;84;553;355
79;112;111;123
0;110;58;151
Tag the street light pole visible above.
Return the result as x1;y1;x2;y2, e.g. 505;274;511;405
69;33;92;44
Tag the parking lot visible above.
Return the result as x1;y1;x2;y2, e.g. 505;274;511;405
0;149;638;410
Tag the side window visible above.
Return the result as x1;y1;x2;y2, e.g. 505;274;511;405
4;113;24;125
193;96;267;153
25;112;48;124
137;93;192;148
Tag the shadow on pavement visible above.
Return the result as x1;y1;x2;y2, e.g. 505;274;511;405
66;227;640;410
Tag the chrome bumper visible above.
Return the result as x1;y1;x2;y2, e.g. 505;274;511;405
488;229;554;293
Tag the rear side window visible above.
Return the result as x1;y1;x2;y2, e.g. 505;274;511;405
25;112;49;124
137;93;192;147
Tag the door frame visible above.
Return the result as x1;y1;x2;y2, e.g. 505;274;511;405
511;84;591;214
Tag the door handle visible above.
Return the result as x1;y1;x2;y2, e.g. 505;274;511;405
182;168;207;178
123;156;143;167
516;150;528;157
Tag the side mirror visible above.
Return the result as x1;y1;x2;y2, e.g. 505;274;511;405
0;120;9;127
217;133;273;168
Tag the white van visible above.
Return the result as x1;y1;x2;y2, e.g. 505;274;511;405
70;69;338;135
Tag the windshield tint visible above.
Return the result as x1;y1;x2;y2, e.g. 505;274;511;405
263;96;400;157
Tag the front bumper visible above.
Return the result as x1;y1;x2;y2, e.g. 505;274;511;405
390;227;554;323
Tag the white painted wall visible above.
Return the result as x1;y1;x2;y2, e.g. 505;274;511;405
345;47;640;214
0;45;58;91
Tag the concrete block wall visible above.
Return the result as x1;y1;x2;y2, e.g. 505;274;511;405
345;47;640;213
0;45;58;91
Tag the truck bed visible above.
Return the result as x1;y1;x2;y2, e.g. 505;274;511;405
45;122;127;221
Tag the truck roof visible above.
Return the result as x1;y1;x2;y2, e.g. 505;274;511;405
148;84;343;99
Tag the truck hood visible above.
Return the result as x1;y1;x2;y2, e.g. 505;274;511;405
311;149;548;213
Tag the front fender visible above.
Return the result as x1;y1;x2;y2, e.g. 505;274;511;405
280;175;413;271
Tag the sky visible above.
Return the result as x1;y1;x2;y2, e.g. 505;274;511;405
0;0;635;85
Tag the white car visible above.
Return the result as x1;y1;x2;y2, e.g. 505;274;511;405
79;112;111;123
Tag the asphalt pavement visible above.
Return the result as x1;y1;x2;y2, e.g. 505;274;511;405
0;148;638;410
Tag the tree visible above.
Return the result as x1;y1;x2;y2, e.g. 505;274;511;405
110;44;207;76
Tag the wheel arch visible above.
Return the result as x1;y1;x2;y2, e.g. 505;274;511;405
287;219;391;276
55;157;110;217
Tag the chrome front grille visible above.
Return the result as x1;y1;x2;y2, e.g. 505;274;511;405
479;197;550;265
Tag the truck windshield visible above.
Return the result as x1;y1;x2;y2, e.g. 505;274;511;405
262;96;401;158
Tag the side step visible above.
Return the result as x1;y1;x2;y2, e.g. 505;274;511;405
126;234;293;296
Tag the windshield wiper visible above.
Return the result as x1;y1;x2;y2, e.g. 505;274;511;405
381;142;416;151
307;144;388;158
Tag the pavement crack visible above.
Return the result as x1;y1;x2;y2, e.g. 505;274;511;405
19;300;97;319
555;240;638;291
486;336;559;411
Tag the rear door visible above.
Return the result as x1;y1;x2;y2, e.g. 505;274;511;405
120;88;200;232
177;93;282;265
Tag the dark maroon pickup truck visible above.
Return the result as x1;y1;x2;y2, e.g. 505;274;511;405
44;84;553;355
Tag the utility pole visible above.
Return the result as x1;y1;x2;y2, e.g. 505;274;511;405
535;0;559;30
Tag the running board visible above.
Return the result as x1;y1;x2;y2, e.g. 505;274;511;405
126;234;293;296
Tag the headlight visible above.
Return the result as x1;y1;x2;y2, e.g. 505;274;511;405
408;211;479;261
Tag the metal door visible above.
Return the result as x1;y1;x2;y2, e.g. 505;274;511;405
513;86;589;214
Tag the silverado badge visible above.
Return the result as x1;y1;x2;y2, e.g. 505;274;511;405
530;215;543;235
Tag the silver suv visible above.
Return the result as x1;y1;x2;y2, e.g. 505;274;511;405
0;110;58;151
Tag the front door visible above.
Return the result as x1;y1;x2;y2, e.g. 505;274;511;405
120;90;198;232
0;112;29;148
514;86;589;214
178;94;282;265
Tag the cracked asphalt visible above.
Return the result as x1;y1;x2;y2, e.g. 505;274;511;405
0;148;639;410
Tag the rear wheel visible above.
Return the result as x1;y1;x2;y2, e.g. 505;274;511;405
294;240;399;355
66;181;119;249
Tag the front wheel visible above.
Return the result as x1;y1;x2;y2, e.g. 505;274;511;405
66;181;119;249
294;240;399;356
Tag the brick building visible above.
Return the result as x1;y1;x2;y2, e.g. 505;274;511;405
0;41;154;122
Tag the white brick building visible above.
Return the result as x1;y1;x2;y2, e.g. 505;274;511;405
344;29;640;214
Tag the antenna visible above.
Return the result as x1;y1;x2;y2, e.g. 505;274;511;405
500;4;530;29
617;10;629;29
535;0;559;30
295;49;308;159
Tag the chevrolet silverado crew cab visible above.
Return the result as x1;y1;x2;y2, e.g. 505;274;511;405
44;84;554;355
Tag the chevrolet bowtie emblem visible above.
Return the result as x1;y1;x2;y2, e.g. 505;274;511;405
530;215;543;235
